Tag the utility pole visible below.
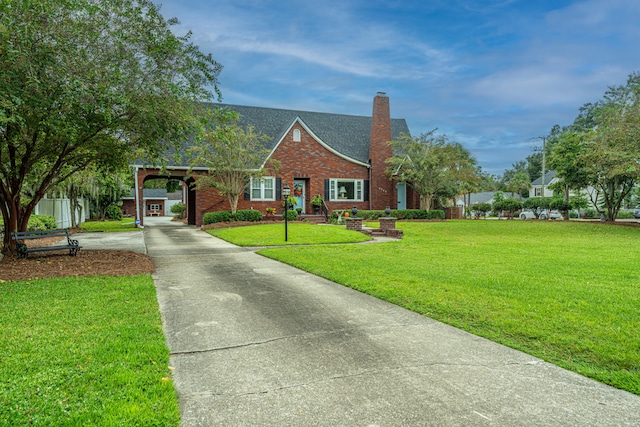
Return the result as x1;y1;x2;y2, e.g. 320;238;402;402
532;136;547;197
541;137;546;197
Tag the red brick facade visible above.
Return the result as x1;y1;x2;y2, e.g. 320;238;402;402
134;93;413;226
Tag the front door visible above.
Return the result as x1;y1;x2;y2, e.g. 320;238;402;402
397;182;406;210
293;180;305;213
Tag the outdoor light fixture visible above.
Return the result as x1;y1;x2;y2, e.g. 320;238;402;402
282;183;290;242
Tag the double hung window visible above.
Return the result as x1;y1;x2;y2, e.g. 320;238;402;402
328;179;363;201
251;177;275;200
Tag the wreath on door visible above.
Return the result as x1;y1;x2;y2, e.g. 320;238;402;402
293;184;303;197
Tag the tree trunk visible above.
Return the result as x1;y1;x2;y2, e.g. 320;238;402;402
229;194;239;215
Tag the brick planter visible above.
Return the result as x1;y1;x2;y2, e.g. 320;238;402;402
379;217;397;232
346;218;363;231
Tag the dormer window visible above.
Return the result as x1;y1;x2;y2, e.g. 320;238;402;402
293;129;301;142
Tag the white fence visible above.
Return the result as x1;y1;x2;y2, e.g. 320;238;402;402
35;198;89;228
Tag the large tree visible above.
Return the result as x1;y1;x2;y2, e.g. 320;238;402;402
0;0;221;254
386;131;478;211
564;73;640;221
188;108;276;215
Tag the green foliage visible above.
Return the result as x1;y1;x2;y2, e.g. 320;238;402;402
80;218;138;232
561;72;640;220
492;198;523;217
617;210;635;219
203;211;233;224
523;197;552;211
104;205;123;220
0;0;221;254
203;209;264;224
386;131;479;211
28;214;57;231
470;202;492;218
189;108;274;215
234;209;263;222
170;203;186;219
310;194;324;206
284;209;299;221
0;276;179;425
26;214;57;231
550;198;572;212
329;209;443;221
582;208;599;219
259;221;640;395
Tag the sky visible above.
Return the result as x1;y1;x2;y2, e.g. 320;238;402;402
156;0;640;176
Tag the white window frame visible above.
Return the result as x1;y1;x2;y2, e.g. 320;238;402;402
250;176;275;201
293;128;301;142
329;178;363;202
148;203;161;211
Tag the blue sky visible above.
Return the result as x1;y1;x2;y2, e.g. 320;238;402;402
157;0;640;176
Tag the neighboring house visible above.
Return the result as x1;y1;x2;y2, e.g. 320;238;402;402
122;188;184;217
531;170;600;209
132;92;416;226
530;171;558;198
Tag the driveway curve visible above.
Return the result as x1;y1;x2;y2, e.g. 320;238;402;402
142;217;640;426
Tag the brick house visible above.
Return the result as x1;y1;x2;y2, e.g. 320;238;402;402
133;92;417;226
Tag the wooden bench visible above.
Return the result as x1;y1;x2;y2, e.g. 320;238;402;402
149;210;160;216
11;229;81;258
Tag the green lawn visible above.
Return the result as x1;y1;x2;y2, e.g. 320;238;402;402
253;220;640;395
80;218;139;232
206;222;371;246
0;275;179;426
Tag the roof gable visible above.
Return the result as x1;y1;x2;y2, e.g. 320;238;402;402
210;103;410;164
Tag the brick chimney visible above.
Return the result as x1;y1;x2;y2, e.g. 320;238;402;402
369;92;394;210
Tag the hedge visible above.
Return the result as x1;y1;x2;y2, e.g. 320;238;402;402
202;209;264;225
331;209;444;221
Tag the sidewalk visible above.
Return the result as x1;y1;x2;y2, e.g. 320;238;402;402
135;218;640;425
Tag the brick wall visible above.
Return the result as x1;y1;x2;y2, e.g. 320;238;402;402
369;92;395;210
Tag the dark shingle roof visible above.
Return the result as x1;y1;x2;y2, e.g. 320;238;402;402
531;170;557;186
210;103;410;164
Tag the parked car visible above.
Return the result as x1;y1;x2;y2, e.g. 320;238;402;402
519;210;536;219
539;210;562;220
634;209;640;219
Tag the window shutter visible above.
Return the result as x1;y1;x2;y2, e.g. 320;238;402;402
364;180;370;201
244;179;250;200
324;179;330;199
276;178;282;200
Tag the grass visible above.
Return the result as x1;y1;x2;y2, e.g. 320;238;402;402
0;275;179;426
206;223;372;246
252;220;640;395
80;218;139;233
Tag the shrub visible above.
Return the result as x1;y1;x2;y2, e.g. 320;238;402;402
203;211;232;224
583;208;598;219
471;202;492;218
284;210;298;221
170;203;186;219
427;210;445;220
234;209;263;222
330;209;442;221
105;205;123;220
35;214;57;229
617;210;635;219
27;214;57;231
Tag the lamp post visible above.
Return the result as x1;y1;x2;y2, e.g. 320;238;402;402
283;183;290;242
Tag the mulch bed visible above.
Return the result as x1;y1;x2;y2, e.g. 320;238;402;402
0;247;154;282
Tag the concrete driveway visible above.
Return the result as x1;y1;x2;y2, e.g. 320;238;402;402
139;218;640;426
